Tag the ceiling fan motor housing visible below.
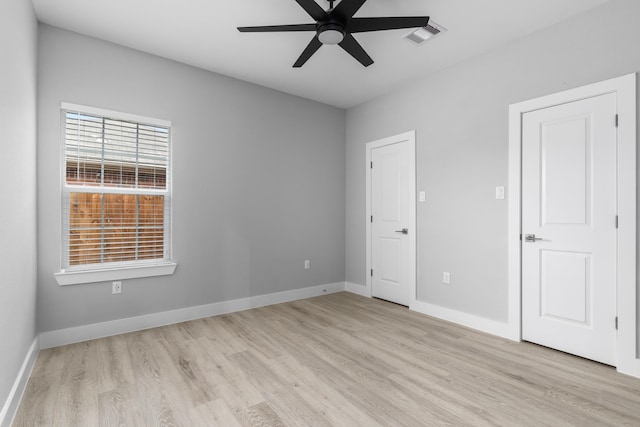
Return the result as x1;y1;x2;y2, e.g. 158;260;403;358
317;19;346;45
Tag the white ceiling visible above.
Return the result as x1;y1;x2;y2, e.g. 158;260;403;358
31;0;609;109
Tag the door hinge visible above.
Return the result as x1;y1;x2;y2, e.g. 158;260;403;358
370;161;373;169
370;215;373;223
615;316;618;330
615;114;619;128
519;233;522;241
615;215;619;229
371;269;373;277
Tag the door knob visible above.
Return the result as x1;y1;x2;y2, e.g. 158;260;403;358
395;228;409;234
524;234;543;242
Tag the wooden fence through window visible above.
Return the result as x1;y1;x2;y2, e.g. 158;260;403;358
69;192;164;265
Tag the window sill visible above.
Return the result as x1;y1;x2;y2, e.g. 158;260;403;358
54;262;177;286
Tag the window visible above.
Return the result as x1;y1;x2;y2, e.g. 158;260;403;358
55;103;176;285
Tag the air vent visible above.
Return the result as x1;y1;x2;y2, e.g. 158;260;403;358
403;21;446;45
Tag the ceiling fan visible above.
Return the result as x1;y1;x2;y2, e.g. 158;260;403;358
238;0;429;68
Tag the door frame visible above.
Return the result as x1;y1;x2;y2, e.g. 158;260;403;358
365;130;417;306
508;73;637;376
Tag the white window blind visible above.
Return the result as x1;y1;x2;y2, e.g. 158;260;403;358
61;106;172;271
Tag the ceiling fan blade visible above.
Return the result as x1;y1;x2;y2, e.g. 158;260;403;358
348;16;430;33
238;24;316;33
339;33;373;67
332;0;368;21
295;0;328;21
293;36;323;68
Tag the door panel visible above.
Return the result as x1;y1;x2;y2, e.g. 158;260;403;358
381;153;400;221
371;142;411;306
380;237;400;284
541;116;589;225
522;93;617;366
540;250;590;325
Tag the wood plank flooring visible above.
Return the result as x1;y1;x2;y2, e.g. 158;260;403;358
12;292;640;426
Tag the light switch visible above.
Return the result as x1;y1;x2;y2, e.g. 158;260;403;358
442;272;451;284
419;191;426;202
495;186;505;200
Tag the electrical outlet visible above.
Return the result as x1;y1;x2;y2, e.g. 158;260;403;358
112;281;122;294
304;260;310;270
442;272;451;284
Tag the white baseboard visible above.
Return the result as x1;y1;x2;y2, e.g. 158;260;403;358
1;337;39;427
345;282;516;341
410;300;518;341
40;282;346;349
345;281;370;297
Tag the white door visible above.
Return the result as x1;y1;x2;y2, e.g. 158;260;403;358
371;141;412;306
522;93;617;365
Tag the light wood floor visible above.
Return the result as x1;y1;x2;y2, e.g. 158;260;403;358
13;292;640;426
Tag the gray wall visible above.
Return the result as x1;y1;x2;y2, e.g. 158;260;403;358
0;0;38;413
346;0;640;325
37;25;345;332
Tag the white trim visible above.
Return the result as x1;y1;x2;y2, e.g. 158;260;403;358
0;337;39;427
506;100;523;342
40;282;346;348
64;185;167;196
365;131;417;304
345;281;370;297
508;73;637;376
54;261;177;286
614;74;637;376
61;102;171;127
411;300;515;340
345;279;514;339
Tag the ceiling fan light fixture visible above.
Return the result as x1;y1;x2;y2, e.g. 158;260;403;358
318;23;345;45
319;29;344;44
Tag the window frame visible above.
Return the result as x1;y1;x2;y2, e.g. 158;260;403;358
54;102;176;286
